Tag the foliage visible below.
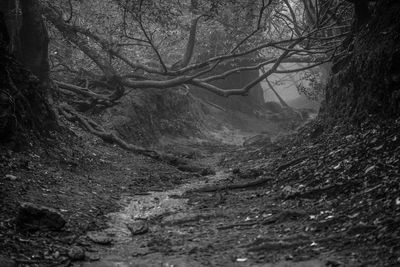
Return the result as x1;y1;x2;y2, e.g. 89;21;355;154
296;69;325;101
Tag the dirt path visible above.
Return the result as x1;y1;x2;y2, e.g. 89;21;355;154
2;119;399;266
75;143;345;267
75;119;400;267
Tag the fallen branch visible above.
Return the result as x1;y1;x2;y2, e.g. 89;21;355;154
276;156;308;173
191;176;273;193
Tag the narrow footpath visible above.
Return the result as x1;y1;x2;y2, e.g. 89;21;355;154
1;119;399;267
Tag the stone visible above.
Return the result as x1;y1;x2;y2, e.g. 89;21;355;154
126;220;149;236
87;232;113;245
16;202;66;232
5;174;17;181
200;167;216;176
68;246;85;261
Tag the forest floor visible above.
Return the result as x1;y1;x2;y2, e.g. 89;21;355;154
1;116;400;267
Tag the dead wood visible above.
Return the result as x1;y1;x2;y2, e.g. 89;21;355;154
191;175;273;193
276;156;308;173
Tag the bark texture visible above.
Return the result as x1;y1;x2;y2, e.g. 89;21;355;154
0;1;54;144
1;0;50;82
325;0;400;120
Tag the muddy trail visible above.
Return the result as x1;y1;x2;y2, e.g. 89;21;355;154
80;159;334;267
1;118;400;267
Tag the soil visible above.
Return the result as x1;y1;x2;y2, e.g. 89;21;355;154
1;116;400;267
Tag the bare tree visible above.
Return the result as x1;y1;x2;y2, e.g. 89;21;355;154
36;0;350;156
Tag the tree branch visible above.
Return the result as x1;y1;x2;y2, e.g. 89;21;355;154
190;39;301;97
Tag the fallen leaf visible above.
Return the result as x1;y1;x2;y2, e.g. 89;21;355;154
365;165;376;174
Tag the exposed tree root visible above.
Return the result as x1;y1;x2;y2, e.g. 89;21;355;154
58;103;215;175
191;176;273;193
59;103;161;159
276;156;308;173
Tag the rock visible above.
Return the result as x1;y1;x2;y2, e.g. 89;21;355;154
200;167;216;176
68;246;85;261
0;257;17;267
87;232;113;245
243;134;272;147
126;220;149;236
16;202;66;232
5;174;17;181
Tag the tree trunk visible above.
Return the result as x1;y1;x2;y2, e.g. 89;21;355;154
325;0;400;120
0;0;54;145
1;0;49;82
19;0;50;82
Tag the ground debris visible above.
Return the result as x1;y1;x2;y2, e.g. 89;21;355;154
2;113;400;266
219;117;400;265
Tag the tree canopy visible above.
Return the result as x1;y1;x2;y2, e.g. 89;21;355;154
39;0;353;110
